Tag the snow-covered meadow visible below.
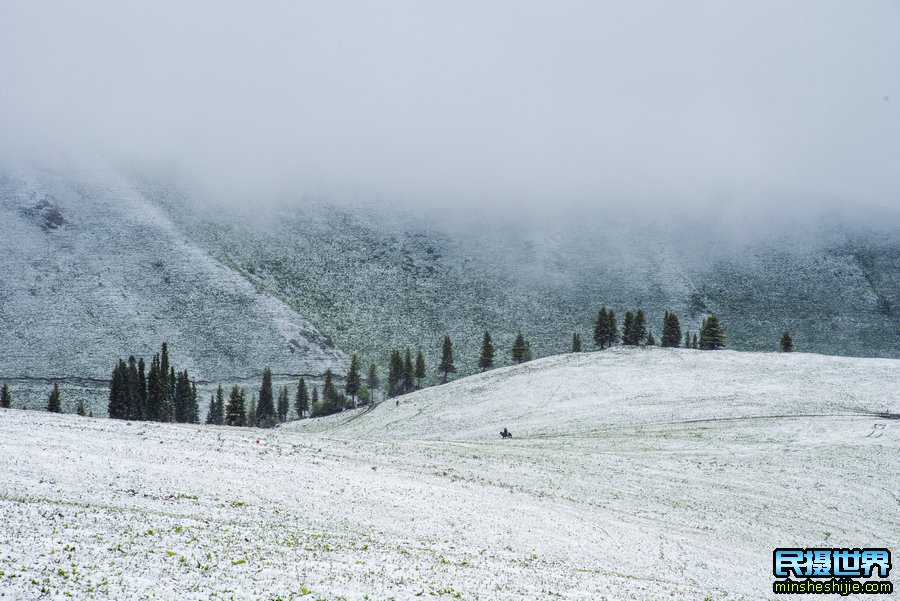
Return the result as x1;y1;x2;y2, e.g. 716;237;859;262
1;348;897;600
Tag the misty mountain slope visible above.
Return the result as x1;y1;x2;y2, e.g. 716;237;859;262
132;172;900;372
285;346;900;440
1;349;896;600
0;163;348;388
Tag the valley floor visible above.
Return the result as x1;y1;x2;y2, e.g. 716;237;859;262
0;349;897;600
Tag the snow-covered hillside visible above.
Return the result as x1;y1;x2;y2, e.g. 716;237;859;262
1;349;896;600
0;162;348;409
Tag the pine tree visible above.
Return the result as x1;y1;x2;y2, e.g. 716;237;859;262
174;369;191;423
212;384;225;425
188;379;199;423
684;330;691;349
415;351;426;389
295;378;309;418
780;331;794;352
511;331;532;364
126;356;140;420
0;383;11;409
256;367;275;427
402;348;414;394
159;343;173;422
137;357;147;421
388;350;404;397
323;369;341;414
225;385;245;426
108;360;129;419
246;394;257;427
646;330;656;345
277;386;289;422
206;393;217;424
47;383;62;413
606;309;619;346
622;311;636;345
345;354;361;405
699;315;725;350
478;331;495;370
367;364;379;394
146;353;161;421
76;399;86;416
572;333;582;352
311;386;319;416
691;333;698;349
634;309;647;345
594;307;609;348
438;336;456;384
661;311;682;348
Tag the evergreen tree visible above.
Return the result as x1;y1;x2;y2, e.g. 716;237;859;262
699;315;726;350
367;364;379;394
108;360;129;419
634;309;647;345
572;333;582;353
246;394;257;427
0;383;11;409
646;330;656;346
622;311;636;345
277;385;289;422
345;354;361;405
225;385;245;426
478;331;495;370
174;369;191;423
169;366;177;419
47;383;62;413
402;348;414;394
311;386;319;415
146;354;161;421
594;307;609;348
159;343;173;422
438;336;456;384
206;393;217;425
256;367;275;427
214;384;225;424
322;369;341;414
661;311;682;348
684;330;691;349
692;333;699;349
295;378;309;418
76;399;86;416
388;350;403;397
511;331;532;364
415;351;426;389
780;331;794;352
126;356;140;420
606;309;619;346
137;357;147;421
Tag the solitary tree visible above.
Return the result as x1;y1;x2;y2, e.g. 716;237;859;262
478;331;495;370
345;354;361;406
415;351;426;389
699;315;725;350
572;332;582;352
438;336;456;384
388;350;404;397
76;399;86;416
511;332;532;364
780;331;794;353
47;383;62;413
295;378;309;418
1;383;11;409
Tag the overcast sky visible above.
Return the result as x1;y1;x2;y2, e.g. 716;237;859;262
1;1;898;209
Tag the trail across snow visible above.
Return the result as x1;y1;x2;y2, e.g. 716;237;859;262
0;348;897;600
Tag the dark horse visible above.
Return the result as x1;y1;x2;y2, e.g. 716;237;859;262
500;427;512;439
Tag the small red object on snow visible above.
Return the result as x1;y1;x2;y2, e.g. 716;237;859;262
255;439;260;444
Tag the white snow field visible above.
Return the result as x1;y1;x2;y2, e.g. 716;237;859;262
1;348;897;600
